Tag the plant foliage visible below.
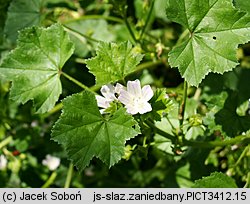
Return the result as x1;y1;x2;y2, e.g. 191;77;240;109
0;0;249;188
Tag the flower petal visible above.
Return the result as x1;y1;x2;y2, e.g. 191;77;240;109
95;95;109;109
100;84;116;100
115;83;125;95
138;102;152;114
127;79;142;96
125;104;138;115
118;90;132;105
141;85;154;101
99;109;106;114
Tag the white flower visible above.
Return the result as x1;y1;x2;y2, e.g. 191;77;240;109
42;154;60;171
118;79;153;115
95;83;124;114
0;155;7;170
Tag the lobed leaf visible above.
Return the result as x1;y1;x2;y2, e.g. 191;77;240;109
65;19;115;58
0;0;11;44
193;172;237;188
4;0;43;42
0;24;74;113
166;0;250;86
86;41;144;85
215;92;250;137
234;0;250;12
51;91;141;171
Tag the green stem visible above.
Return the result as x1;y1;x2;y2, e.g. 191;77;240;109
49;18;99;43
42;84;101;119
42;103;63;118
43;61;162;118
166;115;175;130
64;163;74;188
75;58;86;64
178;81;188;130
139;0;155;42
234;145;249;167
124;7;137;44
41;172;57;188
244;172;250;188
145;120;176;142
146;121;250;149
129;60;163;76
61;72;95;94
0;136;13;149
176;29;190;46
2;148;16;160
62;24;99;43
183;134;250;148
64;15;123;24
90;84;102;92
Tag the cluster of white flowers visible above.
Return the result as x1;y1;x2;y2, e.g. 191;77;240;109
96;79;153;115
42;154;60;171
0;155;7;170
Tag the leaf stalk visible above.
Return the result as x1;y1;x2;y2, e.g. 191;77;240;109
64;163;74;188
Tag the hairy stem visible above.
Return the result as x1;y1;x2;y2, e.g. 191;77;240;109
41;172;57;188
244;172;250;188
178;81;188;130
42;103;63;118
64;15;123;24
64;163;74;188
61;72;95;94
146;121;250;148
129;60;163;76
75;58;86;64
62;24;99;43
0;136;13;149
139;0;155;42
43;61;162;118
176;29;190;46
124;7;138;44
183;134;250;148
234;145;249;167
145;120;176;142
2;148;16;160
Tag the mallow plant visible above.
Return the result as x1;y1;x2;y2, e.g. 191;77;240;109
0;0;249;187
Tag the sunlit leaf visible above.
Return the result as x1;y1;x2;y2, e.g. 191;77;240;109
0;24;74;113
193;172;237;188
215;92;250;137
0;0;11;44
234;0;250;12
51;91;141;171
4;0;43;42
166;0;250;86
86;41;143;85
66;19;115;57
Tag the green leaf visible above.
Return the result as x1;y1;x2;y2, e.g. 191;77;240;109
148;88;174;121
66;19;115;57
202;68;250;137
193;172;238;188
215;92;250;137
0;24;74;113
86;41;144;85
0;0;11;44
154;134;173;155
4;0;44;43
108;0;127;16
51;91;141;171
234;0;250;12
154;0;169;21
166;0;250;86
176;163;194;187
